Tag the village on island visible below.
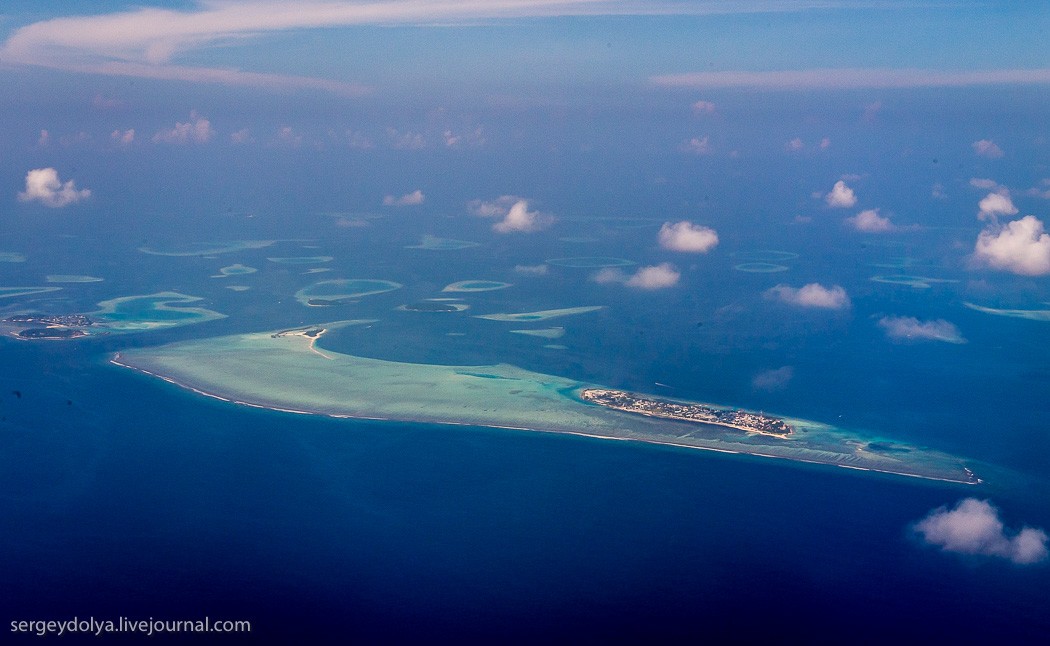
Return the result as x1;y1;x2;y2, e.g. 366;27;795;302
581;388;794;438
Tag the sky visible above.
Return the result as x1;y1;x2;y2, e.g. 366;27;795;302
2;2;1050;107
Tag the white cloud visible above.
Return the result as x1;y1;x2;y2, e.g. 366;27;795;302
469;195;520;218
680;136;712;155
914;498;1048;565
514;264;549;276
931;183;946;199
977;191;1017;221
494;200;552;233
152;112;213;144
110;128;134;147
383;190;425;206
37;129;50;147
846;208;894;232
626;263;680;289
766;283;850;309
652;68;1050;90
973;215;1050;276
658;221;719;253
972;139;1004;159
819;137;831;149
470;196;552;233
877;316;965;344
969;177;1000;190
593;264;681;290
592;267;628;284
786;137;804;151
825;180;857;208
7;4;861;94
17;168;91;207
691;99;716;114
752;366;794;391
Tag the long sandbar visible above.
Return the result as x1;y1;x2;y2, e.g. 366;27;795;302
111;322;977;484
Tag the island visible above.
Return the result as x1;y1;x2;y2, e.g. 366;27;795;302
110;321;980;485
581;389;793;438
3;314;95;339
1;292;225;338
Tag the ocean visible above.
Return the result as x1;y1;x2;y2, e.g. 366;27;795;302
3;95;1050;640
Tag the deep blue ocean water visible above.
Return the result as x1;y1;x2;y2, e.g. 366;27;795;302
1;340;1047;642
3;92;1050;640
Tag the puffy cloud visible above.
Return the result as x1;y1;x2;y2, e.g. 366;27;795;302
383;189;424;206
825;180;857;208
972;139;1004;159
786;137;804;151
877;316;965;344
37;129;50;147
680;136;712;155
592;267;627;284
752;366;794;391
514;264;549;276
692;99;716;114
17;168;91;207
469;196;552;233
973;215;1050;276
626;263;680;289
977;191;1017;221
593;264;681;290
469;195;520;218
846;208;894;232
494;200;552;233
914;498;1048;565
658;221;719;253
110;128;134;147
152;112;213;144
766;283;850;309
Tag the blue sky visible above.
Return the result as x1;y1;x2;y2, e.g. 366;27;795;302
2;1;1050;106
